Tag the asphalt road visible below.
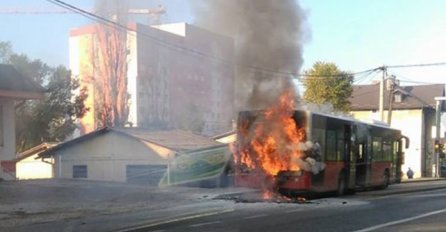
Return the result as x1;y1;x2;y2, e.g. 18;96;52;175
135;188;446;232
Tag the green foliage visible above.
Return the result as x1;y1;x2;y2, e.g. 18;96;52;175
303;62;354;112
0;42;88;152
0;42;12;63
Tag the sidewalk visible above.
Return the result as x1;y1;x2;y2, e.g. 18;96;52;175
401;177;446;183
358;178;446;197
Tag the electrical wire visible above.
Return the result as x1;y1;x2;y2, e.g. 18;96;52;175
46;0;446;82
353;70;379;84
46;0;384;80
386;62;446;69
46;0;307;79
46;0;233;64
399;80;444;85
387;70;445;85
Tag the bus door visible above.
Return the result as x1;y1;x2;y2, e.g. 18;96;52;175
394;136;409;183
345;125;356;189
355;142;368;187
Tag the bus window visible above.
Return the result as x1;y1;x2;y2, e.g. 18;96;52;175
358;144;364;161
326;130;336;161
337;139;345;161
336;128;345;161
383;142;392;161
372;137;383;161
393;141;399;160
312;128;326;161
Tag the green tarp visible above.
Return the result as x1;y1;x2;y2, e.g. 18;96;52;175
159;144;231;187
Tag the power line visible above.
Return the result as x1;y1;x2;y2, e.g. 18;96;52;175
45;0;446;82
46;0;233;64
386;62;446;69
46;0;307;79
45;0;383;80
354;70;380;84
387;70;445;85
399;80;445;85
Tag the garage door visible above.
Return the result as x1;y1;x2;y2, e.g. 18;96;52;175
126;165;166;185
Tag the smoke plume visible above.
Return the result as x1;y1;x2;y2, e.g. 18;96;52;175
95;0;129;22
191;0;307;110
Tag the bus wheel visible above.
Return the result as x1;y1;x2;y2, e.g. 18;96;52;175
336;172;347;196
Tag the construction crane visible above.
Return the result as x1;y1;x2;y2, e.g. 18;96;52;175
0;5;166;25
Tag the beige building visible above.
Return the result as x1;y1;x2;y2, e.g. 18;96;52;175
350;83;445;178
69;22;234;136
38;127;222;185
0;64;45;180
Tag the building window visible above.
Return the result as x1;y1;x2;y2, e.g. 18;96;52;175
73;165;87;178
394;93;402;103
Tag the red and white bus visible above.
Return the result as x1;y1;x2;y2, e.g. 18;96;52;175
234;110;409;196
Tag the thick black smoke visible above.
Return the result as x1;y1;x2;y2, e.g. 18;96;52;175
191;0;307;110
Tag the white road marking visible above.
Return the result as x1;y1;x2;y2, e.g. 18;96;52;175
353;208;446;232
243;214;268;219
188;221;222;227
285;208;304;213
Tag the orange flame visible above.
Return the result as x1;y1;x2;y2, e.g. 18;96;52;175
239;89;305;176
262;190;274;200
236;89;306;198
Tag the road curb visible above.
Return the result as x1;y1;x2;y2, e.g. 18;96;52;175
400;178;446;184
366;185;446;197
114;208;234;232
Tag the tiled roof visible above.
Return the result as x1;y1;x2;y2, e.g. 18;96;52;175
39;127;222;157
16;142;58;161
350;83;445;111
114;128;222;152
0;64;46;99
212;130;235;140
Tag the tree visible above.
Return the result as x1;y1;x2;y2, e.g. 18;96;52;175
0;42;12;63
93;0;130;128
94;25;129;128
0;42;88;152
303;62;354;112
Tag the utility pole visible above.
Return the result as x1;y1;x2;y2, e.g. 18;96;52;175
386;75;398;125
379;66;387;122
434;97;446;177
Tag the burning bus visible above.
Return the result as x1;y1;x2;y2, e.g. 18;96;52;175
233;106;409;197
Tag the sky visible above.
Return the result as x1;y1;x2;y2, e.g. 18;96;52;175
0;0;446;86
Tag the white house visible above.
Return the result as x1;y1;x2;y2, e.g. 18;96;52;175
15;143;57;180
350;83;445;178
37;127;222;185
0;64;45;180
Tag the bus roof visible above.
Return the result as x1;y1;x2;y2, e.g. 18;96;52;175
304;110;400;131
237;110;399;132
